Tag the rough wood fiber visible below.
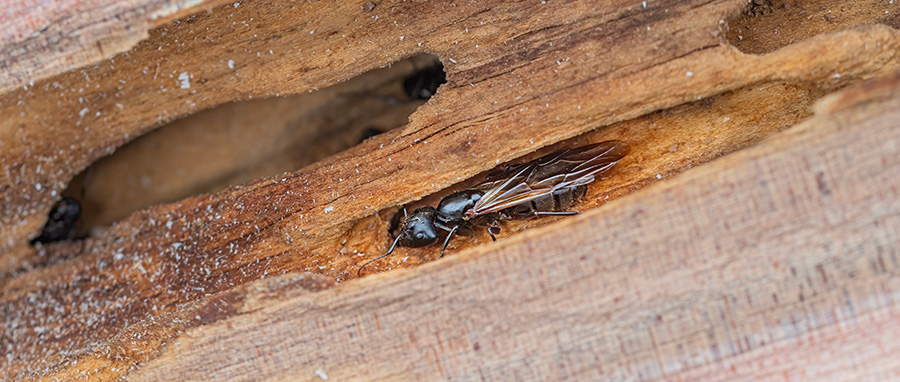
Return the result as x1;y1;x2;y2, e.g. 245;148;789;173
124;75;900;381
1;0;742;251
727;0;900;54
0;0;232;94
1;0;900;380
4;0;900;256
50;0;900;237
76;54;435;230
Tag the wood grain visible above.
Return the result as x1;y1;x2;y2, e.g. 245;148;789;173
0;0;231;94
727;0;900;54
2;0;900;380
4;0;900;255
122;74;900;381
2;0;743;251
76;54;435;231
0;78;825;380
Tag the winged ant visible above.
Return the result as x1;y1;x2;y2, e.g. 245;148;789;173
358;140;630;276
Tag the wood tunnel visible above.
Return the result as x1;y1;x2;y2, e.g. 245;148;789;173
2;0;899;380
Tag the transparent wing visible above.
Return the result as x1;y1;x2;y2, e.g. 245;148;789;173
470;140;629;216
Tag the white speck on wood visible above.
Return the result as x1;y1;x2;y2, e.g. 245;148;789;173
178;72;190;89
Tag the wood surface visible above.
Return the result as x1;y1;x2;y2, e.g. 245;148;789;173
132;75;900;381
4;0;900;258
0;0;231;94
1;0;899;380
75;54;437;231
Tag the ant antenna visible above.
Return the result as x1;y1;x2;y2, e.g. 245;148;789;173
357;234;403;277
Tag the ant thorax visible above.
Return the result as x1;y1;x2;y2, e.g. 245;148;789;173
435;190;483;225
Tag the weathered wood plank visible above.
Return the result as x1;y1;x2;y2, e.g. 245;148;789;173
4;0;899;255
122;74;900;381
0;77;827;380
76;54;435;230
2;0;900;380
0;0;231;94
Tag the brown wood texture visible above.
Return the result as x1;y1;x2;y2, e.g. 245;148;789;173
127;75;900;381
4;0;900;256
76;54;436;231
0;0;231;94
1;0;900;380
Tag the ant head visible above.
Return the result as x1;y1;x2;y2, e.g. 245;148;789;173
357;206;438;278
399;207;439;247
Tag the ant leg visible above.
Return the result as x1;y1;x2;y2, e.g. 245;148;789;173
440;225;459;257
485;216;501;241
533;211;580;217
487;226;500;241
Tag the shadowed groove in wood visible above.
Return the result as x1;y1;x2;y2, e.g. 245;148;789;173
128;76;900;381
0;0;744;251
360;81;816;276
2;0;900;379
61;54;443;236
4;0;899;259
726;0;900;54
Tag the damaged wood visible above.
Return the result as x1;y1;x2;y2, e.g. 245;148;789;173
0;0;233;95
75;54;438;231
6;0;900;257
1;0;900;380
135;75;900;380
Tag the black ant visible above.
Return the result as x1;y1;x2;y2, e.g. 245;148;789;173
358;140;629;276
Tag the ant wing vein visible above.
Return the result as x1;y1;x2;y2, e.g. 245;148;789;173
471;141;629;215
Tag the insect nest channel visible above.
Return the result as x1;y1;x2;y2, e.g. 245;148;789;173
358;140;630;276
